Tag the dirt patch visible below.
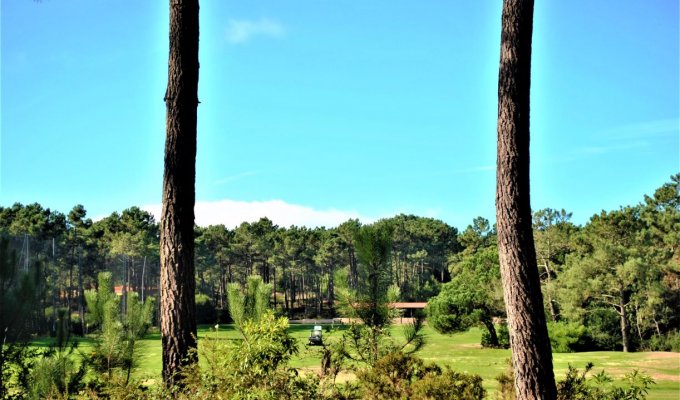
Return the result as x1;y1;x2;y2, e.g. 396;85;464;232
651;373;680;382
297;367;356;383
597;352;680;382
458;343;483;349
644;351;680;359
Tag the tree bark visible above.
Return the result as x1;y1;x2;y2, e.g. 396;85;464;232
482;316;500;348
496;0;557;398
327;262;335;311
620;288;631;352
348;246;358;290
141;255;147;303
272;263;277;309
122;256;128;318
77;248;85;334
160;0;199;386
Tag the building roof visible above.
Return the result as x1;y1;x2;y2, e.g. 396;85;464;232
389;302;427;309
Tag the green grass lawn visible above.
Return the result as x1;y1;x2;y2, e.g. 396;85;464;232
33;324;680;398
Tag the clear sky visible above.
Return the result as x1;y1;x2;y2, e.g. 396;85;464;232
1;1;678;230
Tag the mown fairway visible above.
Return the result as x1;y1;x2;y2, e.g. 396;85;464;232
98;323;680;398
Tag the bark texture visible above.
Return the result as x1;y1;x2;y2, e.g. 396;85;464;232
160;0;199;386
496;0;557;398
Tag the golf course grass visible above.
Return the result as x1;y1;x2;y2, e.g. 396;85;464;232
32;323;680;398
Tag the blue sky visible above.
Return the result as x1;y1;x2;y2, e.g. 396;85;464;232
1;0;678;229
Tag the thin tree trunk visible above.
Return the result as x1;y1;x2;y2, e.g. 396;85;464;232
272;263;277;309
543;237;559;322
317;275;322;315
290;271;296;307
218;265;225;309
52;237;58;333
348;247;358;290
482;316;500;348
77;248;85;334
141;255;146;303
122;257;128;319
635;302;644;343
620;288;631;352
301;275;306;314
327;262;335;311
653;313;661;337
160;0;200;386
496;0;557;398
68;250;74;319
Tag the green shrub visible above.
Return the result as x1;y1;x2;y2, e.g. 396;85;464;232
411;369;485;400
1;344;38;398
584;308;621;350
548;321;588;353
179;311;319;399
481;324;510;349
195;293;217;324
494;359;515;400
497;361;655;400
356;351;485;400
557;363;655;400
645;331;680;352
29;311;87;400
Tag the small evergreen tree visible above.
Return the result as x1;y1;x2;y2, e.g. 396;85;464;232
30;310;87;400
0;237;42;398
227;275;272;333
86;272;154;383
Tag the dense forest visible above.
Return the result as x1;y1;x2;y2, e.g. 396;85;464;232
1;174;678;353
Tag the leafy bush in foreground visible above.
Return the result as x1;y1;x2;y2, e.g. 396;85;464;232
496;361;655;400
556;363;655;400
179;311;319;400
356;351;485;400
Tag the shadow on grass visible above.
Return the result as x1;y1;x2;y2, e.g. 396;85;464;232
30;335;95;348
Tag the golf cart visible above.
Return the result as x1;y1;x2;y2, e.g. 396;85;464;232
308;325;323;346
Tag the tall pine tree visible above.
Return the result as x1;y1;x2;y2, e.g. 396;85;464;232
495;0;557;398
160;0;200;386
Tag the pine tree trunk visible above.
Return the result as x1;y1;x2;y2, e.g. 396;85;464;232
77;249;85;334
141;255;147;303
160;0;199;386
496;0;557;398
272;263;277;309
482;316;500;348
317;276;322;315
327;262;335;311
620;288;631;352
348;247;358;290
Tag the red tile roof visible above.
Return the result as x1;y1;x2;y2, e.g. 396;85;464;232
389;302;427;309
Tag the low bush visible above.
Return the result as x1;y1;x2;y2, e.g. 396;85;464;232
584;308;622;351
481;324;510;349
644;330;680;352
557;363;655;400
179;310;320;399
195;293;217;325
547;321;588;353
356;351;485;400
496;361;655;400
0;344;38;398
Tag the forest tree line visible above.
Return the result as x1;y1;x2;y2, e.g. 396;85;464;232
0;174;678;352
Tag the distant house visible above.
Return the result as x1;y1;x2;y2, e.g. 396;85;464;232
389;302;427;310
113;285;158;296
389;302;427;323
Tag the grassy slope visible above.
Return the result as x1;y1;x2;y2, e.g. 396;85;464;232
36;324;680;398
